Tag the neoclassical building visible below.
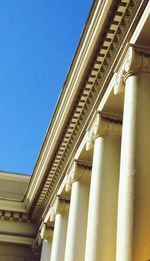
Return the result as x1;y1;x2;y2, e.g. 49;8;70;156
0;0;150;260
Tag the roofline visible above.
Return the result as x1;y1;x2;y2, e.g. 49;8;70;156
0;171;30;181
25;0;114;209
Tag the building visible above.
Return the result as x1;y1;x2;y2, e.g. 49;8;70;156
0;0;150;260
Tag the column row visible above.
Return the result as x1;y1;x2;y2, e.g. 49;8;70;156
40;46;150;261
40;116;121;261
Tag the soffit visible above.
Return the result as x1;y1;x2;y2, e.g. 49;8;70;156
136;14;150;47
0;172;30;201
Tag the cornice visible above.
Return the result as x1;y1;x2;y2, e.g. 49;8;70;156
26;0;148;225
0;172;35;244
0;217;36;245
0;172;30;202
0;172;30;182
0;200;36;245
25;0;117;208
25;0;115;210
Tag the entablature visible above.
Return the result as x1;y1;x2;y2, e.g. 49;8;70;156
26;0;148;227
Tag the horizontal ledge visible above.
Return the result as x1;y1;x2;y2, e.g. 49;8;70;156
0;234;34;245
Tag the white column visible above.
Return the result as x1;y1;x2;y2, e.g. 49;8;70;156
85;114;121;261
40;239;52;261
50;197;69;261
40;225;53;261
116;47;150;261
64;162;91;261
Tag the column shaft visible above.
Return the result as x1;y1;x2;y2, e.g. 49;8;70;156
116;73;150;261
64;175;90;261
50;211;68;261
40;239;52;261
85;135;120;261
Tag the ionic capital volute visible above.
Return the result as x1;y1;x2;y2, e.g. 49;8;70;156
40;223;53;240
86;113;122;151
54;196;69;215
114;46;150;95
65;161;91;192
49;206;56;222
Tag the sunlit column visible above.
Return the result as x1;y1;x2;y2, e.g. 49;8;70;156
50;197;69;261
85;113;121;261
115;47;150;261
64;161;91;261
40;225;53;261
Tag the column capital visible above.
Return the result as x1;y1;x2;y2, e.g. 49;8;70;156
40;223;53;240
114;46;150;95
86;113;122;151
54;197;69;215
49;197;69;222
65;161;91;192
49;206;56;222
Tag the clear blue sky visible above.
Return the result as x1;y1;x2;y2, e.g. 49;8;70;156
0;1;93;175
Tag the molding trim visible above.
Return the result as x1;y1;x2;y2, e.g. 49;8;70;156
0;234;34;245
0;210;29;223
0;219;36;238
